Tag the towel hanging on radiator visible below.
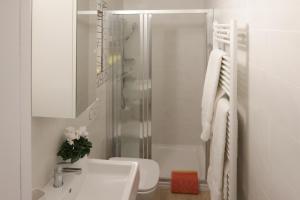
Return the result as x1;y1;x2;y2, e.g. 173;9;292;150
207;97;229;200
201;49;225;141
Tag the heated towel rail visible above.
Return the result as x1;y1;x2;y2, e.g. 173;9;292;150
213;20;238;200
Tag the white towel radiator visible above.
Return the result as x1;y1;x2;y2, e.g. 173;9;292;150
213;20;239;200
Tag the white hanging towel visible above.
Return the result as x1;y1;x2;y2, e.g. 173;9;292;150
201;49;225;141
223;162;230;200
207;97;230;200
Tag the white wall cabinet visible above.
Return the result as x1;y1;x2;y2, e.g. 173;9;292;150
32;0;97;118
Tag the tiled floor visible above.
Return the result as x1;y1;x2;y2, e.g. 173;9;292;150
157;188;210;200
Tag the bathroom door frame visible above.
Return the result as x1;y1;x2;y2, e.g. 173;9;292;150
20;0;32;199
0;0;32;200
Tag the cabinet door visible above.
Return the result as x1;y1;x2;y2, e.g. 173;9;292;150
32;0;76;118
32;0;97;118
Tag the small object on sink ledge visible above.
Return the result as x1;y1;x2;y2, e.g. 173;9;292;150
32;189;46;200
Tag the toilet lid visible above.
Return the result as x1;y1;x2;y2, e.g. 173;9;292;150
110;157;160;192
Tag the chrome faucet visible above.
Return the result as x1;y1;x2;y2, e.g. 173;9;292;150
53;162;82;188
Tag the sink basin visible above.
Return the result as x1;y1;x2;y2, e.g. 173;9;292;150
42;159;139;200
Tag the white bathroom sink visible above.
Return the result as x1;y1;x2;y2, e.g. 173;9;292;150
42;159;139;200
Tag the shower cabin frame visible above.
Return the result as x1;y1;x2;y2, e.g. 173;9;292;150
106;9;214;182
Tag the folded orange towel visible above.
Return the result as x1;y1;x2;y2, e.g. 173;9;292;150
171;171;199;194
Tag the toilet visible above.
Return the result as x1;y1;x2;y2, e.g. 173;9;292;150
110;157;160;200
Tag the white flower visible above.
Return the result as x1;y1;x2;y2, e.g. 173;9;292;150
67;138;74;145
64;127;80;141
77;126;89;138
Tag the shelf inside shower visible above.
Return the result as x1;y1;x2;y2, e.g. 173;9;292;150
123;58;136;66
114;70;135;81
122;80;151;92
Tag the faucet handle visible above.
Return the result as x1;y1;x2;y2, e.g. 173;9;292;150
55;162;82;174
62;167;82;173
56;161;71;165
55;161;71;172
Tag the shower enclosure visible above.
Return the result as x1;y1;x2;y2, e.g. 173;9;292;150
107;9;213;182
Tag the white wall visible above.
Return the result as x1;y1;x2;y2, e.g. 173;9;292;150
31;0;123;189
123;0;204;9
107;0;123;10
205;0;300;200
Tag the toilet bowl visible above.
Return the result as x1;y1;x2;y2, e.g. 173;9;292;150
110;157;160;200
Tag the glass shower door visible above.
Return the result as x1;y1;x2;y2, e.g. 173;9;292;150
108;9;213;184
111;13;152;159
150;13;208;181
